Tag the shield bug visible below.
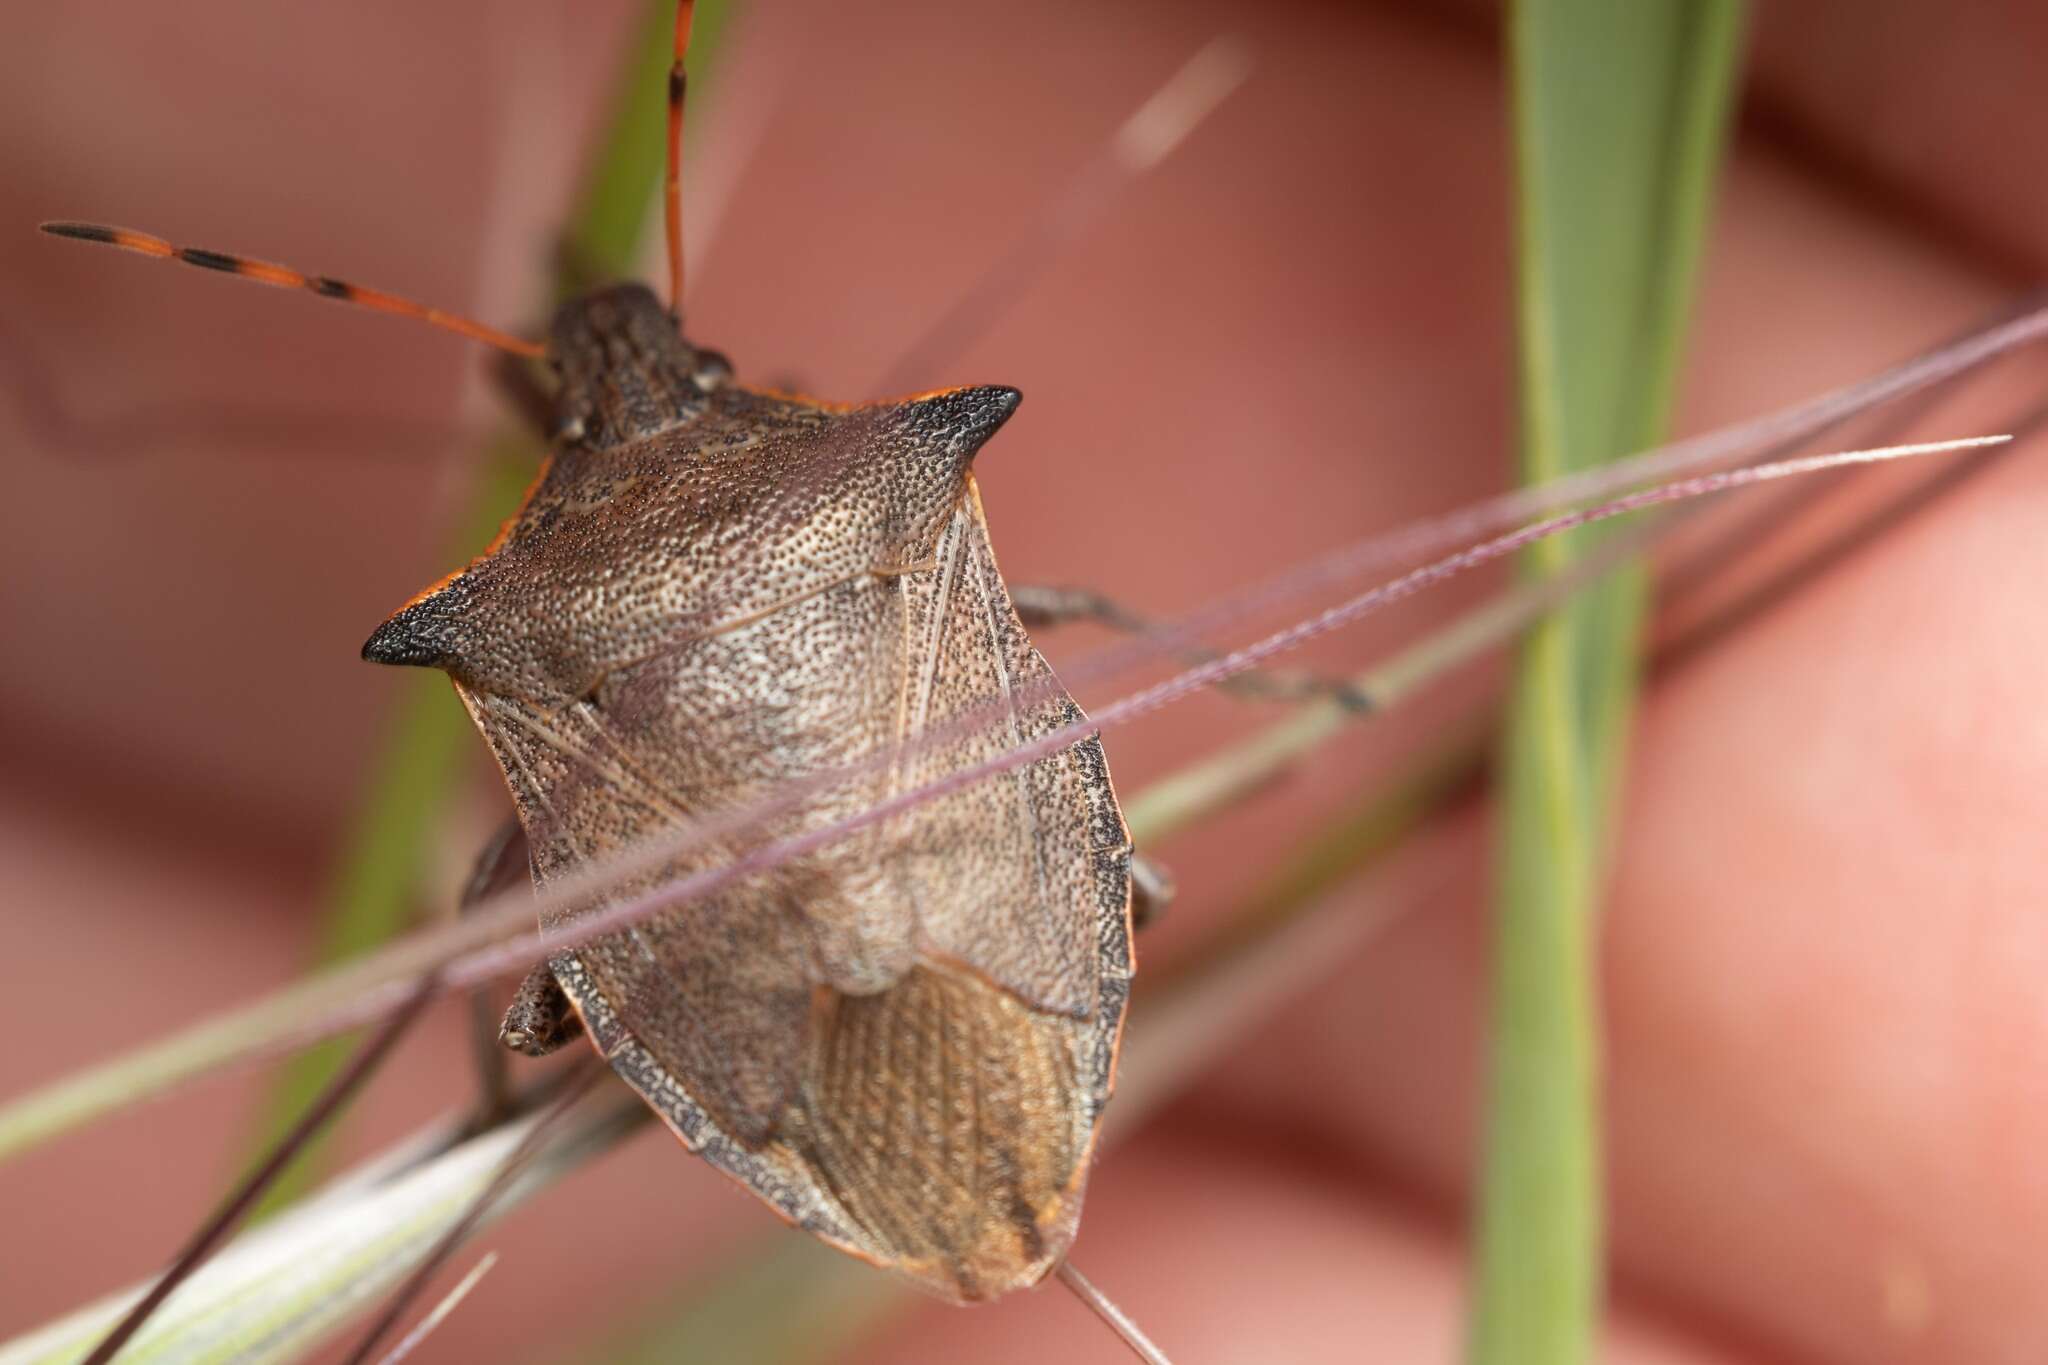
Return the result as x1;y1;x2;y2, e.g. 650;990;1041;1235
364;300;1136;1301
44;0;1137;1307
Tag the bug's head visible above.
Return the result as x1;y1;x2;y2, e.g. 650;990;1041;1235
360;307;1022;705
545;283;733;450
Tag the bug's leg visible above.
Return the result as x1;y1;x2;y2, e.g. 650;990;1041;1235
1131;851;1175;932
457;818;536;1120
1009;583;1374;711
1009;584;1143;632
499;965;584;1057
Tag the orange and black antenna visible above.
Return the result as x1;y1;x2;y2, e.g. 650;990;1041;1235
665;0;696;319
38;221;544;359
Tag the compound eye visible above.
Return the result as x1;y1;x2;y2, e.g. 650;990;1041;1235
690;348;734;391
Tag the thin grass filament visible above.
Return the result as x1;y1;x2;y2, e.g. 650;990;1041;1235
340;1062;605;1365
0;414;2017;1163
1057;1261;1174;1365
77;979;438;1365
167;434;2018;1070
374;1253;500;1365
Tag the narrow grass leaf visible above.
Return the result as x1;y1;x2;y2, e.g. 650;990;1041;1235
1474;3;1746;1361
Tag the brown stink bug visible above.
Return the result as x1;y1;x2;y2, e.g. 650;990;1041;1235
42;0;1140;1308
361;297;1135;1300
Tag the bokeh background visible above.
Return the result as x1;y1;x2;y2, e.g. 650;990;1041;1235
3;1;2046;1361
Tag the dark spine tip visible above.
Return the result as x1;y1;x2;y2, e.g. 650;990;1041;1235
41;221;119;244
361;621;432;667
361;594;465;670
953;384;1022;455
177;247;241;273
888;384;1023;468
938;383;1023;429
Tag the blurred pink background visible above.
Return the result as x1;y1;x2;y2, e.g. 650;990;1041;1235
4;1;2047;1361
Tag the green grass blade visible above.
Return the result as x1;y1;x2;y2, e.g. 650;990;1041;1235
559;0;738;301
0;1094;648;1365
246;442;535;1215
1471;4;1745;1362
247;0;739;1215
